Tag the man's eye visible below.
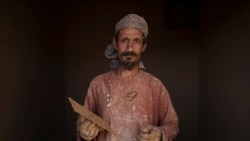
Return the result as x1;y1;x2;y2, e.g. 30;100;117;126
120;39;128;43
134;39;142;44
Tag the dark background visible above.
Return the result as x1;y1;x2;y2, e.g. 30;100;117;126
0;0;249;141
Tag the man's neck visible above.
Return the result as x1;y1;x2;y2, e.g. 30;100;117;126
115;66;140;78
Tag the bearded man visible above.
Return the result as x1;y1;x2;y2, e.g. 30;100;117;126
76;14;179;141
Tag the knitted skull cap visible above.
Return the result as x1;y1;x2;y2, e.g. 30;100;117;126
115;14;148;38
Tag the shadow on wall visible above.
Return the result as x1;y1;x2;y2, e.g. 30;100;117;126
0;1;66;141
166;0;202;29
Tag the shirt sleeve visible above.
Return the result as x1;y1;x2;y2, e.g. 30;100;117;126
157;83;179;141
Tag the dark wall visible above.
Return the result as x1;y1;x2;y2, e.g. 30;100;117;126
199;0;250;140
0;1;66;141
4;0;250;141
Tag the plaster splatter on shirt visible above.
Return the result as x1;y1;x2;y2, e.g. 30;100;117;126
124;91;137;105
79;70;179;141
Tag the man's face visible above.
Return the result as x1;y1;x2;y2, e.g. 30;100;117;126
114;28;147;70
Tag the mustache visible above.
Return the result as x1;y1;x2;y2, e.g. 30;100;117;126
121;51;137;57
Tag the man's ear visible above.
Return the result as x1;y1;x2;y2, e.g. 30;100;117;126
112;37;117;50
142;43;147;52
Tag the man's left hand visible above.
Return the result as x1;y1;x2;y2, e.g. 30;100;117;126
136;124;161;141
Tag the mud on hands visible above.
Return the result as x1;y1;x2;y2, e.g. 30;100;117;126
77;115;104;141
135;124;161;141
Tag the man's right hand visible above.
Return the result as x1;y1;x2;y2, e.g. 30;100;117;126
77;115;102;140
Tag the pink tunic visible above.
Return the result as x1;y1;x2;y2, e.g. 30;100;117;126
77;70;179;141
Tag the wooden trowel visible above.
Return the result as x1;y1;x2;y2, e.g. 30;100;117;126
68;97;114;134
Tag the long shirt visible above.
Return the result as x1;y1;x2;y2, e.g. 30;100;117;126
77;70;179;141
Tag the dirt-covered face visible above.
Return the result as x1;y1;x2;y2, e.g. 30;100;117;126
113;28;147;70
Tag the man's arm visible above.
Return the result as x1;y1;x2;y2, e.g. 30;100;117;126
158;86;179;141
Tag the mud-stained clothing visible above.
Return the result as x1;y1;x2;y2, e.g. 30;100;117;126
77;70;179;141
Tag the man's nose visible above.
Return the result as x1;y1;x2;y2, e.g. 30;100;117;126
127;41;133;51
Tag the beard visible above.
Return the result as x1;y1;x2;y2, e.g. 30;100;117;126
120;60;138;70
119;51;140;70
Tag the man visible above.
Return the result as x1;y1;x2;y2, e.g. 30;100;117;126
76;14;179;141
